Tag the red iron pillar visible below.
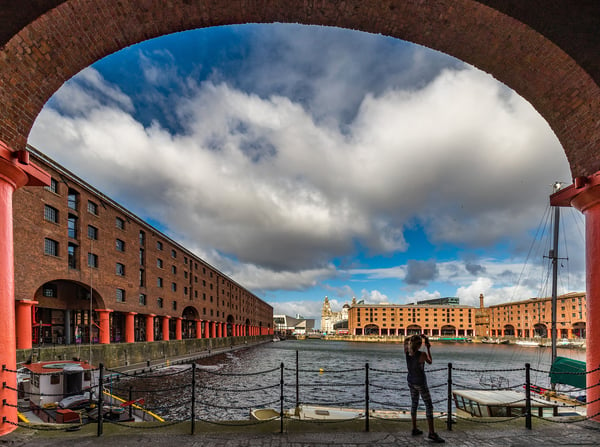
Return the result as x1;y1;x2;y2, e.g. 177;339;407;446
0;144;49;435
551;175;600;422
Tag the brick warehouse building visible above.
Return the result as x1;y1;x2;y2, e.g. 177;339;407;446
348;303;477;337
481;292;586;340
12;146;273;349
348;292;586;340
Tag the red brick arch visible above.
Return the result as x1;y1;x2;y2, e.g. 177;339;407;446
0;0;598;176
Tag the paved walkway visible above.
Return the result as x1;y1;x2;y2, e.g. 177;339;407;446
3;417;600;446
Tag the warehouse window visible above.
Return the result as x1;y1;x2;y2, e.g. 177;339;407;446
44;205;58;223
44;238;58;256
87;200;98;215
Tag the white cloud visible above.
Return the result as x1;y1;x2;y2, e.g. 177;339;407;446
360;289;389;304
28;26;578;304
404;290;442;305
271;299;322;322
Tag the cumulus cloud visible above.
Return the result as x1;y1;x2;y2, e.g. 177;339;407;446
271;299;322;321
28;24;580;306
360;289;390;304
404;290;442;305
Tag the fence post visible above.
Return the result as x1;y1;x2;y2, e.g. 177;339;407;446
365;363;369;432
295;350;299;409
128;386;133;420
97;363;104;437
191;362;196;435
280;362;284;434
447;362;452;431
525;363;531;430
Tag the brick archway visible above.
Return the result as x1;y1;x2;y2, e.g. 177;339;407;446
1;0;600;434
0;0;597;177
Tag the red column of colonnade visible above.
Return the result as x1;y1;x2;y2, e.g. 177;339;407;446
162;316;170;341
15;300;37;350
0;145;49;436
146;314;155;342
175;317;182;340
551;177;600;422
196;320;203;339
96;309;112;344
125;312;136;343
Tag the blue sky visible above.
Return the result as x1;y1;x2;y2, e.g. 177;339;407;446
28;24;585;325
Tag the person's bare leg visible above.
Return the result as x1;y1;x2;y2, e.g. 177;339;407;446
427;416;435;434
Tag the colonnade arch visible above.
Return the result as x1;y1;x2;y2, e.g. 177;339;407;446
1;0;599;435
27;279;105;346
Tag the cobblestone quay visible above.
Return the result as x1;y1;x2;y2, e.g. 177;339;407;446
4;418;600;447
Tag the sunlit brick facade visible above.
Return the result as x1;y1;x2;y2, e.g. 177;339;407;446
13;146;273;347
348;303;476;337
482;292;586;339
348;292;587;340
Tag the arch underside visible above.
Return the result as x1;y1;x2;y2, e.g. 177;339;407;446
0;1;597;177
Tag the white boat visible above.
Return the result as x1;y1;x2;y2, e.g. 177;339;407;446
514;340;540;347
452;389;564;418
481;337;509;344
556;338;585;349
250;404;443;421
17;360;162;425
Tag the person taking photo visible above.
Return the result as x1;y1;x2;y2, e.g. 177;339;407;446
404;334;445;443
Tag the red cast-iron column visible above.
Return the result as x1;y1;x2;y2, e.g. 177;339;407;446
0;144;49;436
96;309;112;344
125;312;136;343
145;314;155;342
175;317;182;340
15;300;37;349
552;176;600;422
196;320;202;339
162;316;170;341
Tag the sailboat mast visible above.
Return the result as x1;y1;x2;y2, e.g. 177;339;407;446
550;205;559;365
550;181;562;366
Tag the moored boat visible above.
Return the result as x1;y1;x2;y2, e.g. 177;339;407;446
452;389;564;418
250;404;445;421
514;340;540;347
17;359;162;425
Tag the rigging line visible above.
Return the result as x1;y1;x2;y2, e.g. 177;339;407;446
537;208;554;301
512;204;552;302
564;208;586;293
557;208;577;295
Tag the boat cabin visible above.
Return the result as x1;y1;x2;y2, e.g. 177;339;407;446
22;360;97;409
453;389;559;418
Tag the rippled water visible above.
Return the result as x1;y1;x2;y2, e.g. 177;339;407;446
114;340;585;421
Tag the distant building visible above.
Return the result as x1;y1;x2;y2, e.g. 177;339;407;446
321;296;353;334
347;293;587;340
416;297;459;306
480;292;586;339
274;315;315;335
348;302;476;337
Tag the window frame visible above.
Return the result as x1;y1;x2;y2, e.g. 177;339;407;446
44;205;59;223
44;238;58;256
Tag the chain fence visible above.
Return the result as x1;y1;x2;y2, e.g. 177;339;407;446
5;351;597;436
